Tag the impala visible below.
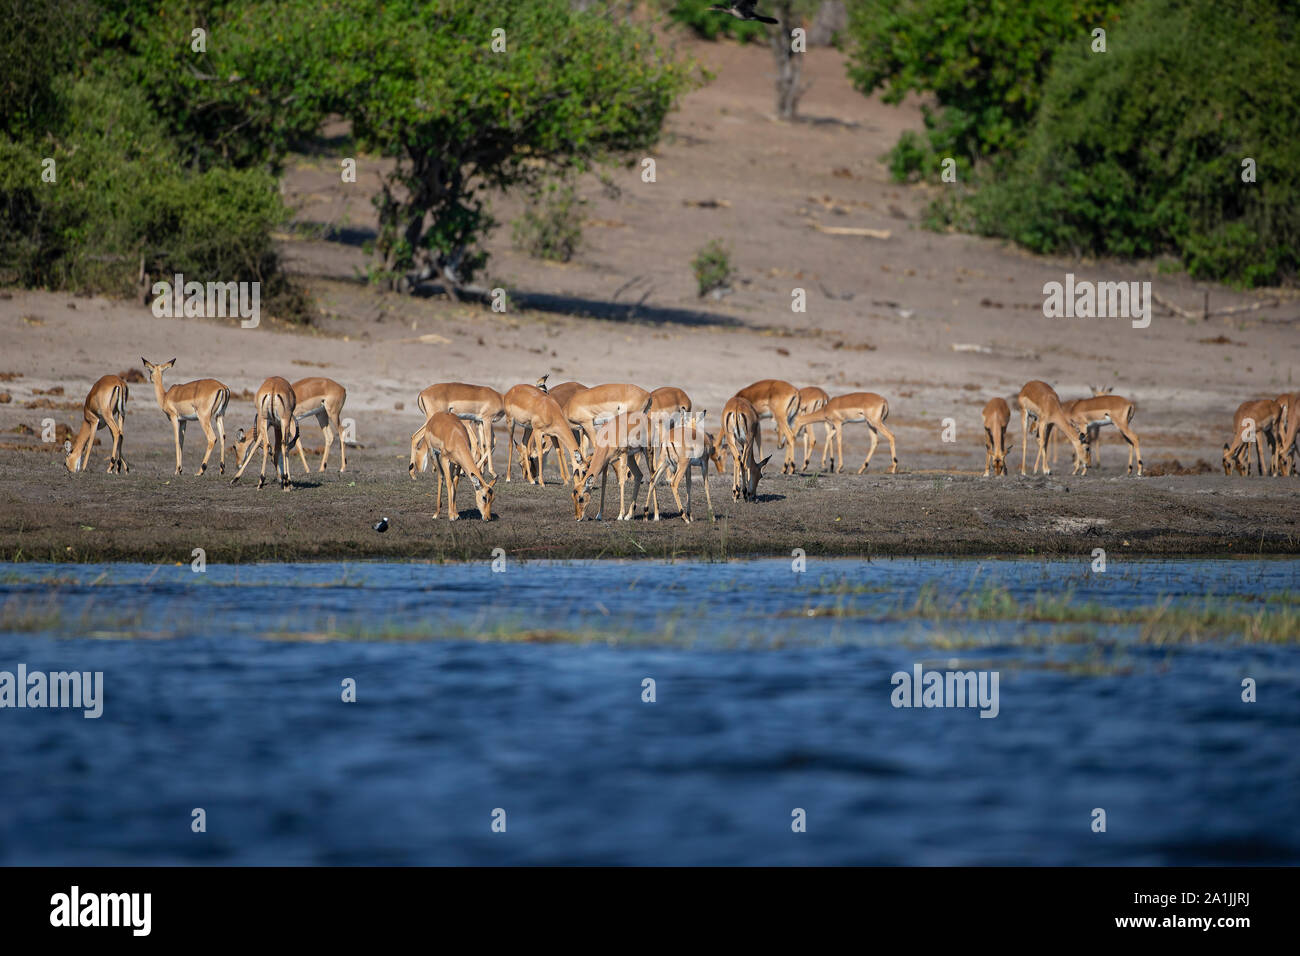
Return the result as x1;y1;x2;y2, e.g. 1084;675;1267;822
502;383;585;486
793;386;832;473
981;398;1011;477
1017;381;1089;476
65;375;129;474
1222;399;1280;477
141;358;230;476
535;380;588;481
231;377;299;489
290;377;348;472
646;411;716;523
415;382;504;472
1063;389;1144;476
1050;385;1112;468
735;379;800;474
574;410;657;521
417;411;497;520
792;392;898;474
722;395;771;501
1274;392;1299;475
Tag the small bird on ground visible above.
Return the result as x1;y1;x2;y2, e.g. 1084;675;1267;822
710;1;779;24
373;517;389;533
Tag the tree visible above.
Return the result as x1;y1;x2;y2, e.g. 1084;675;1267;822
769;1;819;120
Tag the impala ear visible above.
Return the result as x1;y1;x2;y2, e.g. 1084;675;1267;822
757;454;772;469
487;477;498;490
166;358;176;368
141;357;149;369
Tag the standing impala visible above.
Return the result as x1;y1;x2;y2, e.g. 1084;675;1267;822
574;410;658;521
231;377;299;490
647;411;717;523
142;358;230;476
290;377;348;473
981;398;1011;477
736;379;800;474
416;412;497;520
721;395;771;501
1017;381;1089;476
415;382;504;472
793;386;832;473
535;380;588;482
502;383;586;486
1222;398;1281;477
1274;392;1299;475
1063;390;1144;476
792;391;898;474
65;374;129;474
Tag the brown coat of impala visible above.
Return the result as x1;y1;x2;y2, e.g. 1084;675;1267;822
981;398;1011;477
574;410;658;521
1017;381;1088;476
735;379;801;474
415;382;505;472
646;411;717;523
231;377;299;490
416;412;497;520
793;385;832;473
1223;399;1281;477
721;395;771;501
1063;392;1144;476
1271;392;1298;475
142;358;230;476
502;383;585;486
792;392;898;474
534;380;588;482
290;377;348;473
65;375;129;474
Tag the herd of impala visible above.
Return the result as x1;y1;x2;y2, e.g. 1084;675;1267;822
58;362;1299;521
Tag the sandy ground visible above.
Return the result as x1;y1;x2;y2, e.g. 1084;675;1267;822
1;38;1296;561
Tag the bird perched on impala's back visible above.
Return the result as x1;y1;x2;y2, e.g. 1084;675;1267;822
710;1;779;24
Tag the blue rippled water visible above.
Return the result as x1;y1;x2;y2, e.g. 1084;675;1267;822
0;557;1297;865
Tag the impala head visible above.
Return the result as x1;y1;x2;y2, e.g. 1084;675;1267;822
1067;416;1089;444
471;474;497;520
1222;441;1240;476
734;453;772;502
1089;384;1113;396
63;440;82;474
141;357;176;380
535;374;550;393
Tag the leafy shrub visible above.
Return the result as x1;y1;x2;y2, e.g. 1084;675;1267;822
666;0;769;43
693;239;734;296
970;0;1299;287
513;180;587;262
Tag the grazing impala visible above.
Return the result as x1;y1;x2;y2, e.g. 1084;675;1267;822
1064;390;1144;476
65;375;129;474
647;411;717;523
535;380;588;482
1050;385;1112;468
231;377;299;490
793;386;832;473
142;359;230;476
1223;399;1281;477
792;392;898;474
290;377;348;473
736;379;800;474
981;398;1011;477
1017;381;1089;476
574;410;657;521
415;382;504;472
722;395;771;501
416;412;497;520
502;383;586;486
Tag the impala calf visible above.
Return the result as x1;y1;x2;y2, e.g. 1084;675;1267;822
981;398;1011;477
65;375;129;474
142;358;230;476
231;377;299;490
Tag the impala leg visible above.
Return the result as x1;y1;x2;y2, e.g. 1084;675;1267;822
106;416;125;474
984;428;993;477
315;409;333;471
835;424;845;474
859;424;880;474
172;417;185;475
506;421;516;482
216;412;226;475
257;425;270;489
197;413;218;476
1114;419;1142;476
702;459;715;521
433;453;444;518
1020;407;1030;475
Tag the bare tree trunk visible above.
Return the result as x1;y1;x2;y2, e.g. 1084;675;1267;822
770;2;807;120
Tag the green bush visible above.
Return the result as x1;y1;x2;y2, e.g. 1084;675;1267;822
693;239;734;296
970;0;1299;287
513;180;587;262
846;0;1125;176
666;0;769;43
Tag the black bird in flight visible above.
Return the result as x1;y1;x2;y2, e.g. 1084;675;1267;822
710;1;779;24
